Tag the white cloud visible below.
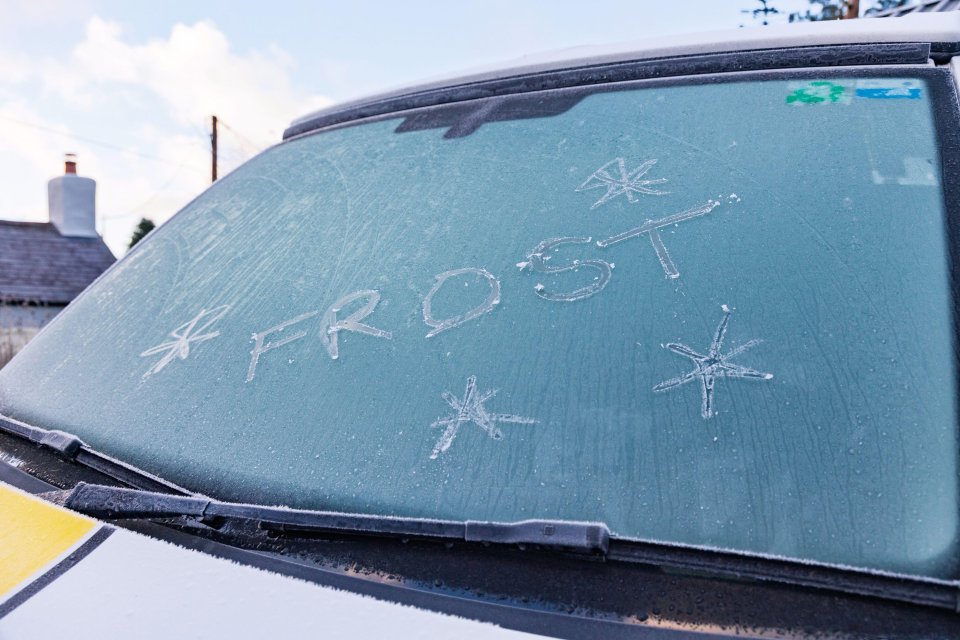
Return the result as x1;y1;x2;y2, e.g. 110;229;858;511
61;17;332;146
1;16;333;256
0;102;77;219
0;50;31;85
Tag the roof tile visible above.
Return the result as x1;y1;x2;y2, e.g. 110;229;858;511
0;221;116;304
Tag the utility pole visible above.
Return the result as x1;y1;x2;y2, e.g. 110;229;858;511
211;115;218;182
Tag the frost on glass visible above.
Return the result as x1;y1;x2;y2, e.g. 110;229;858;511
0;75;956;580
653;307;773;419
422;268;500;338
320;290;393;360
140;305;230;378
429;375;537;459
596;200;720;279
576;157;670;209
518;237;612;302
246;311;319;382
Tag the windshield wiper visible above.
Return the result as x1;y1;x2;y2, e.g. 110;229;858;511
0;414;193;496
1;413;609;554
42;482;611;554
9;412;960;611
45;483;960;612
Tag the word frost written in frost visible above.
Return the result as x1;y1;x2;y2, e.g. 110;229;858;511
422;268;500;338
140;305;230;378
597;200;720;279
320;290;393;360
430;375;537;459
576;158;669;210
517;236;613;302
245;289;393;381
653;307;773;419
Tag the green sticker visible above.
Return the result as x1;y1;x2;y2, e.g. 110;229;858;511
786;81;850;105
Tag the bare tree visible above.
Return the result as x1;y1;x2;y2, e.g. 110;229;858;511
742;0;781;25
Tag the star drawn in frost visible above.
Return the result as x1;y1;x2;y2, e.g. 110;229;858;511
139;305;230;378
653;308;773;419
576;158;670;209
429;376;537;459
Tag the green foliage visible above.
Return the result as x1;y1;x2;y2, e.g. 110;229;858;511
128;217;156;249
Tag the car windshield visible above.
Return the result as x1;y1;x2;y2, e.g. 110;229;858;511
0;71;955;579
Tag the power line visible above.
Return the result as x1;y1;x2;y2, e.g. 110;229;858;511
216;118;265;156
0;112;206;170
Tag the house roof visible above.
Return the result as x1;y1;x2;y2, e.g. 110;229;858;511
0;221;115;305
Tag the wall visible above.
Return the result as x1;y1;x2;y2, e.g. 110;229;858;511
0;303;63;368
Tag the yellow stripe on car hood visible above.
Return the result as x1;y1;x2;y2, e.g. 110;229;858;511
0;483;96;597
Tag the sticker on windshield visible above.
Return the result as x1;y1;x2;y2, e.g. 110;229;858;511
139;304;230;378
429;376;537;459
855;79;921;100
786;81;851;105
871;156;938;187
653;306;773;419
576;158;669;209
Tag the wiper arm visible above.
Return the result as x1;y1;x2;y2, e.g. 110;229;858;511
13;412;958;611
5;412;609;554
43;482;611;554
0;414;192;496
39;483;960;611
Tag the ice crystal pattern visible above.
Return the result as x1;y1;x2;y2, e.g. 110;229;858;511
140;305;230;378
576;158;669;209
430;376;537;459
596;200;719;279
653;309;773;419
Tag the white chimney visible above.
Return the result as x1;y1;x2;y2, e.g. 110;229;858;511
48;153;97;237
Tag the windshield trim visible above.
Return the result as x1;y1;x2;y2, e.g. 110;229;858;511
284;63;942;144
4;65;960;601
283;43;932;140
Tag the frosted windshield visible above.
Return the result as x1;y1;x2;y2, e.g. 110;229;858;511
1;74;955;578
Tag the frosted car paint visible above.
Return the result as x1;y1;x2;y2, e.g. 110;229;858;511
0;481;545;639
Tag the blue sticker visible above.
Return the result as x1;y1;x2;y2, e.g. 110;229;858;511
855;80;922;100
855;87;921;100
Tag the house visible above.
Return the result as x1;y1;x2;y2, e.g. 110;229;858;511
0;155;115;367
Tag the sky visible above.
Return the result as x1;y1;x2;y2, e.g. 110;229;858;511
0;0;900;255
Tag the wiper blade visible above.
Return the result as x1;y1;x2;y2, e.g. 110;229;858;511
13;412;958;611
39;483;960;611
0;414;192;496
43;482;611;554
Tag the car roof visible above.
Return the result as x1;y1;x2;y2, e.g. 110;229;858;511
284;12;960;140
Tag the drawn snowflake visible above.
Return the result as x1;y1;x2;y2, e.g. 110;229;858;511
576;158;669;210
653;308;773;419
140;305;230;378
429;376;537;459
